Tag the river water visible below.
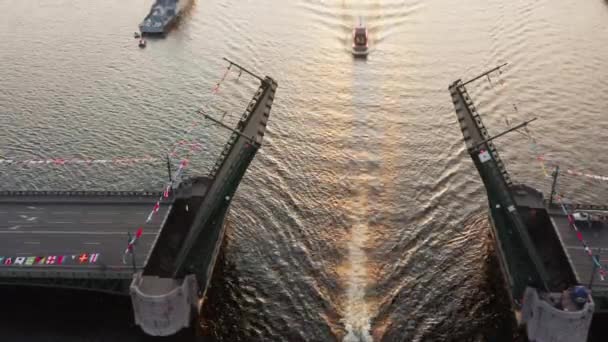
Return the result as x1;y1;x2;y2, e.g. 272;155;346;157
1;0;608;341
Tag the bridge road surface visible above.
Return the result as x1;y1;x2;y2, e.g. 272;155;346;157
0;202;170;274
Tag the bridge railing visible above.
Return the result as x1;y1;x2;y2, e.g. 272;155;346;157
455;82;513;187
207;82;267;179
0;190;163;197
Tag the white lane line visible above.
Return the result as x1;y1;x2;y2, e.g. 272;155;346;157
8;225;20;230
52;211;79;215
27;206;38;210
24;241;40;244
84;242;101;245
48;221;73;224
82;221;113;224
14;216;37;222
0;230;158;235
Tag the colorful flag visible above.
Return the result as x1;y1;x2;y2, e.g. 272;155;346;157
78;253;89;264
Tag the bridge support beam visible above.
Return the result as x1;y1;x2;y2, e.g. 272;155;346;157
129;272;199;336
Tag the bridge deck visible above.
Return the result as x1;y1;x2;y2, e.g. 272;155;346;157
0;197;171;279
548;207;608;291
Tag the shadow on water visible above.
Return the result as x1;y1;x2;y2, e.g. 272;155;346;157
369;213;523;342
0;286;195;342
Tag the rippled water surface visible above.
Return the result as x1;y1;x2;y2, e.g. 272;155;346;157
1;0;608;341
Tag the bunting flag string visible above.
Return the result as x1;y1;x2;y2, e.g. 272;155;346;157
123;227;143;262
212;64;232;94
0;156;159;166
534;154;608;182
123;159;188;264
123;157;190;264
555;194;607;281
0;253;101;267
487;71;513;128
119;118;203;265
0;139;204;167
564;169;608;182
166;119;204;157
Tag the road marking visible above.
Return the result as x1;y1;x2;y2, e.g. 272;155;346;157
52;211;79;215
8;225;20;230
82;221;113;224
24;241;40;244
84;242;101;245
16;215;37;221
27;206;38;210
48;221;73;224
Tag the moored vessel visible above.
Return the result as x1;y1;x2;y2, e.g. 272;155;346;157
139;0;192;35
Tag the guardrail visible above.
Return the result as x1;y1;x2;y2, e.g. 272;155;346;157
207;82;266;179
0;190;163;197
456;82;513;187
568;203;608;212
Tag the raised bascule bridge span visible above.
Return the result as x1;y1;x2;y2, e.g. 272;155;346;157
0;60;278;336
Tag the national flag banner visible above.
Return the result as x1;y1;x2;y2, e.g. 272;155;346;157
153;201;160;213
78;253;89;264
478;149;491;163
89;253;100;263
0;253;100;267
136;227;143;239
146;211;154;223
163;185;171;198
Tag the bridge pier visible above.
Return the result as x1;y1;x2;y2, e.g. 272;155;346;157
129;272;199;336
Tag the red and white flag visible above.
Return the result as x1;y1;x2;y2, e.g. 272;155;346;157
90;253;100;263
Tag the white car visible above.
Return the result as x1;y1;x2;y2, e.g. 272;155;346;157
573;212;590;221
572;211;607;223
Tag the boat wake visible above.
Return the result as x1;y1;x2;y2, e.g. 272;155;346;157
342;216;374;342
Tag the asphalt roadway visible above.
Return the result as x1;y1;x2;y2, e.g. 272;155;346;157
0;201;170;272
